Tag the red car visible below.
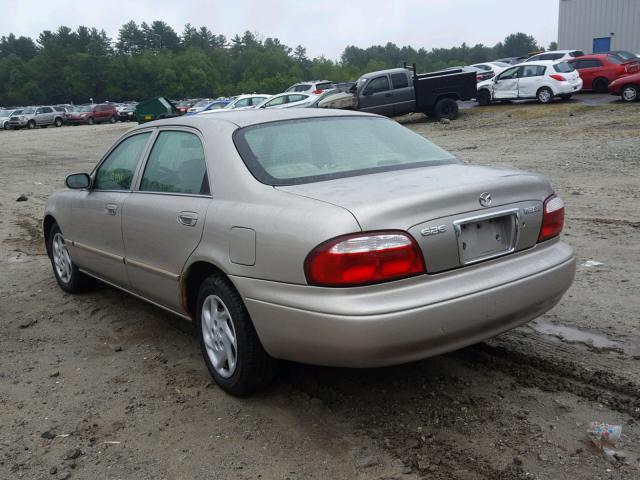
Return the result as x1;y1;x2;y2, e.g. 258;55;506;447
66;104;118;125
609;71;640;102
175;100;195;115
568;53;640;92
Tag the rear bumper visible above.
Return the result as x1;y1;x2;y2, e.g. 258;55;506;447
233;240;575;368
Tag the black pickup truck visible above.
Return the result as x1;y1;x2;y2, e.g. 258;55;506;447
351;65;477;120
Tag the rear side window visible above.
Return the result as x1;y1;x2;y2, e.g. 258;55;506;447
570;51;584;58
579;59;603;68
95;133;151;190
233;117;457;185
264;96;286;107
520;65;546;77
365;76;390;94
140;131;208;195
391;73;409;89
553;62;575;73
40;107;53;113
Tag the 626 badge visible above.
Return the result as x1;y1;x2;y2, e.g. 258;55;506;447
421;225;447;237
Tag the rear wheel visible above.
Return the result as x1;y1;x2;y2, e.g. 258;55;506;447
536;87;554;104
621;84;639;102
433;97;459;120
592;78;608;93
48;223;95;293
196;274;277;396
88;117;94;125
477;90;491;106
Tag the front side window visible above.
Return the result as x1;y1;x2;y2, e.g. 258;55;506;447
365;76;390;94
606;55;623;65
233;117;458;186
287;94;306;103
94;133;151;190
140;131;208;195
233;98;250;108
264;96;286;107
499;67;519;80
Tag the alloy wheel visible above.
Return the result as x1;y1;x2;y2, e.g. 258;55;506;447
52;232;72;284
201;295;238;378
622;86;638;102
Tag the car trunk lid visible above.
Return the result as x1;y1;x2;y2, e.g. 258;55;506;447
277;164;553;273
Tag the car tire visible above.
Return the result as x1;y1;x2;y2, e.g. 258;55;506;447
3;122;8;130
88;117;94;125
536;87;554;104
27;120;36;129
620;84;639;102
433;97;459;120
477;90;491;106
109;116;116;124
48;223;95;293
196;274;277;396
54;117;63;127
592;78;609;93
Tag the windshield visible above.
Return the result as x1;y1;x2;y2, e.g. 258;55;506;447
0;110;12;117
607;55;624;64
22;108;35;114
193;100;211;108
78;105;92;112
615;51;636;60
233;117;458;186
554;62;575;73
207;102;226;110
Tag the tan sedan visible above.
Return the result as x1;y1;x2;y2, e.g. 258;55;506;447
44;109;575;395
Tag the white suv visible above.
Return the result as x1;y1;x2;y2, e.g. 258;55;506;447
526;50;584;62
285;81;333;94
476;61;583;105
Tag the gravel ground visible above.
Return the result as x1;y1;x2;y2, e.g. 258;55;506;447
1;101;639;480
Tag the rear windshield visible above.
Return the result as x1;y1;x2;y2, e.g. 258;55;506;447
553;62;575;73
0;110;12;117
233;117;458;186
287;84;311;92
315;82;333;90
569;51;584;58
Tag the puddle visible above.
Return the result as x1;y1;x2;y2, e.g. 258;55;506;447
530;320;622;351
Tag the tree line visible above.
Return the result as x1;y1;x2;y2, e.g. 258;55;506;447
0;20;547;107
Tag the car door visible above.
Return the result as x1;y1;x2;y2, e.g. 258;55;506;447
517;65;545;98
391;72;416;115
358;75;394;115
492;66;520;99
575;59;602;90
122;129;210;311
69;131;153;286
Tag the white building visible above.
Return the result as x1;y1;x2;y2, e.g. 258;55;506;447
558;0;640;54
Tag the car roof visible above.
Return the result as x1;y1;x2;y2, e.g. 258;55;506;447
358;67;410;79
142;108;375;129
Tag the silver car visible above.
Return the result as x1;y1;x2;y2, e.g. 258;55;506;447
9;105;65;129
43;110;575;395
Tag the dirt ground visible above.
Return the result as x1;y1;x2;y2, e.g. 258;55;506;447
1;98;639;480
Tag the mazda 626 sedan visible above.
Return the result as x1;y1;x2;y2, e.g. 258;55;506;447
43;109;575;395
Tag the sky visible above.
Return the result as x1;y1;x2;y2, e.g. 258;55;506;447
0;0;560;59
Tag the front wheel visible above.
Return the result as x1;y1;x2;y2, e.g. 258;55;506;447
621;84;639;102
27;120;36;129
109;116;116;124
537;87;554;104
592;78;608;93
48;224;95;293
433;97;459;120
88;117;94;125
54;117;63;127
477;90;492;106
196;275;277;396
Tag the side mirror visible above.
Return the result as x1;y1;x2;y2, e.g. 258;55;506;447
65;173;91;189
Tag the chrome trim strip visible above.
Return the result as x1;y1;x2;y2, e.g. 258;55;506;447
125;258;180;281
72;241;124;263
453;207;521;266
78;269;192;321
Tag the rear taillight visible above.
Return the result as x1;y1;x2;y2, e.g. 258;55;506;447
549;74;566;81
538;194;565;242
304;231;425;287
312;89;323;94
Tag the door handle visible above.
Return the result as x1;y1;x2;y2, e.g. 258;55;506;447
105;203;118;215
177;212;198;227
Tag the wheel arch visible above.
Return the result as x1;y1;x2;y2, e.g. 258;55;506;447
43;214;57;258
180;260;236;319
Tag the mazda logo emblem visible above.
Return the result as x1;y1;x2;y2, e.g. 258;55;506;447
479;192;492;207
